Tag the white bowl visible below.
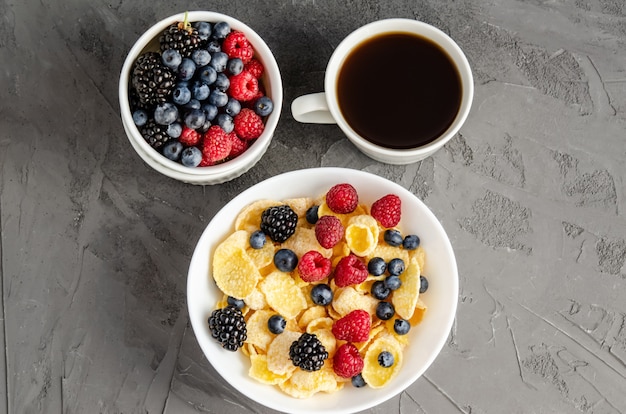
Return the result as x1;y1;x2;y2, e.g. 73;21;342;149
118;11;283;185
187;167;458;413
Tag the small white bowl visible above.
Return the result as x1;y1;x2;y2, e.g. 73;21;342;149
118;11;283;185
187;167;458;413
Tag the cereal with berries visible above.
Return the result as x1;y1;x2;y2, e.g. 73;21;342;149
207;183;430;398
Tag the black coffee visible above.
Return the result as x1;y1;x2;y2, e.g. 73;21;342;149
336;32;462;149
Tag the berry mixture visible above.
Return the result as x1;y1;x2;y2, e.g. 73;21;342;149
129;13;274;167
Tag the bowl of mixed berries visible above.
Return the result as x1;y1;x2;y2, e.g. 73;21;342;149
119;11;282;184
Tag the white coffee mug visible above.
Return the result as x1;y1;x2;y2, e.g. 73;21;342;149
291;19;473;165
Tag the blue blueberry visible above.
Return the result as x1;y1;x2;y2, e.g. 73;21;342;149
378;351;394;368
161;140;183;161
180;146;202;167
274;249;298;272
249;230;266;249
215;113;234;133
132;109;148;127
193;21;212;40
201;103;219;121
206;39;221;53
393;319;411;335
212;21;231;39
191;81;210;101
177;58;196;81
184;98;201;110
268;315;286;334
172;84;192;105
166;122;183;138
351;374;367;388
224;98;241;117
208;89;228;107
371;280;391;300
153;102;178;125
387;258;405;276
253;96;274;117
384;275;402;291
191;49;211;67
403;234;420;250
310;284;333;306
227;57;244;75
305;205;319;224
367;257;386;276
227;296;245;309
198;118;212;134
209;51;228;72
161;49;182;71
375;301;395;320
184;109;206;130
197;65;217;85
214;72;230;91
383;229;403;247
419;275;429;294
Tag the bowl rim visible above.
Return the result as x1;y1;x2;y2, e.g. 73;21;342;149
186;167;459;413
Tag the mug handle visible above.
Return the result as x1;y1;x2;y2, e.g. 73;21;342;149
291;93;337;124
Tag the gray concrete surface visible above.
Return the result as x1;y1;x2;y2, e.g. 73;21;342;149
1;0;625;413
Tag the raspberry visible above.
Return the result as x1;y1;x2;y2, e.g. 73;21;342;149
244;58;264;78
222;31;254;64
334;254;368;287
228;71;259;101
298;251;332;282
370;194;402;228
332;309;371;342
178;126;201;146
234;108;265;140
228;131;248;158
315;215;344;249
202;125;232;164
333;343;364;378
325;183;359;214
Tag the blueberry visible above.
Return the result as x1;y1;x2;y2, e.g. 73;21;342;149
227;57;244;75
154;102;178;125
274;248;298;272
254;96;274;117
224;98;241;117
371;280;391;300
212;21;231;39
367;257;386;276
387;258;405;276
184;99;201;110
161;140;182;161
384;275;402;291
166;122;183;138
177;58;196;81
419;275;429;294
403;234;420;250
351;374;367;388
305;205;319;224
208;89;228;107
180;146;202;167
249;230;266;249
191;81;210;101
376;301;395;320
310;284;333;306
161;49;182;71
214;72;230;91
184;109;206;130
201;103;219;121
215;113;234;133
378;351;394;368
172;84;192;105
193;21;212;40
206;39;221;53
198;118;212;134
132;109;148;127
383;229;403;247
191;49;211;67
393;319;411;335
197;65;217;85
227;296;245;309
209;51;229;72
268;314;286;334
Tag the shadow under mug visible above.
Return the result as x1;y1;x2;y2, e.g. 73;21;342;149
291;19;474;165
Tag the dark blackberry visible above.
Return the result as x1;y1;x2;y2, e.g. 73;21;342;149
208;305;247;352
139;118;170;150
289;333;328;372
260;205;298;243
131;52;175;106
159;14;202;58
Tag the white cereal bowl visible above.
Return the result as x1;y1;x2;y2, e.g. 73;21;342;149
119;11;283;185
187;167;458;413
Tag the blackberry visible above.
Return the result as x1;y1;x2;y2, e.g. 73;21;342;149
260;205;298;243
159;13;202;58
139;118;170;150
131;52;175;106
208;305;247;352
289;333;328;372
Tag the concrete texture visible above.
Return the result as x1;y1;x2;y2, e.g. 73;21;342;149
1;0;625;413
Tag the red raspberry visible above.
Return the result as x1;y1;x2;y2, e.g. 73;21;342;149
370;194;402;228
228;71;259;101
315;215;344;249
202;126;232;164
222;31;254;64
179;126;201;146
333;343;364;378
244;58;264;78
332;309;371;342
325;183;359;214
298;251;332;282
234;108;265;140
228;131;248;158
333;254;368;287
